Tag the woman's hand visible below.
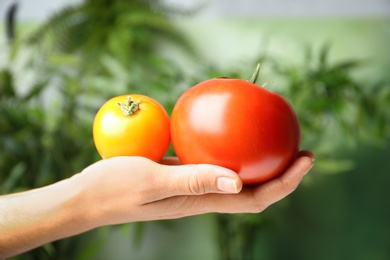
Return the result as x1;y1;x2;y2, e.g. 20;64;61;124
0;150;314;258
74;150;314;227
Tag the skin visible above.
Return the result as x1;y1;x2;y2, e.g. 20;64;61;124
0;150;314;258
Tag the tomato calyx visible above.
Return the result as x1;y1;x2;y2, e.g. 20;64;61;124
215;64;261;83
249;63;261;84
249;63;273;88
118;96;140;116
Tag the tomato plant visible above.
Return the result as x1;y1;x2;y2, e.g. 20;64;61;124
171;65;300;184
93;94;170;162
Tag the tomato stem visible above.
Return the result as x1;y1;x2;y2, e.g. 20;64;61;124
118;96;139;116
249;63;261;84
262;81;273;88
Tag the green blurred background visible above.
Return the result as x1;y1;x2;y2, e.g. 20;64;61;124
1;0;389;259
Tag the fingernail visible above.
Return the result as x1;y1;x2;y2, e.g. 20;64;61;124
305;164;314;175
299;150;315;162
217;177;238;193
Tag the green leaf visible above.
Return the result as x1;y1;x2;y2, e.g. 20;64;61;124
330;60;361;72
0;69;16;98
21;81;47;102
319;42;332;68
2;162;26;193
133;222;145;246
315;159;355;174
42;242;56;257
75;228;109;260
101;54;130;83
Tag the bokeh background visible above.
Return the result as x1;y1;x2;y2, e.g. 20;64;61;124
1;0;389;259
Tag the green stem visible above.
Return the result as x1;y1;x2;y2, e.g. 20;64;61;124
249;63;261;84
118;96;139;116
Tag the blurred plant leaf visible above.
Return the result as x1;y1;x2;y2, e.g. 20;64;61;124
272;43;390;150
130;222;146;247
42;243;56;257
21;81;47;102
74;227;109;260
26;0;197;72
319;41;331;69
2;162;26;193
315;159;355;174
0;69;16;98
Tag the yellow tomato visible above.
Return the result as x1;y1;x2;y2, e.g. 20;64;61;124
93;94;170;161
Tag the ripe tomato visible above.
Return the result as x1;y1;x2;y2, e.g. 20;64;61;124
170;67;300;184
93;94;170;162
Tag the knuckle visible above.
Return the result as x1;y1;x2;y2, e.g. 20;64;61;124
249;200;267;214
251;204;267;214
248;190;267;213
188;171;205;195
279;177;298;194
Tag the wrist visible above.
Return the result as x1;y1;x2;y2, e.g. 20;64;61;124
35;176;96;240
64;173;102;232
0;175;97;257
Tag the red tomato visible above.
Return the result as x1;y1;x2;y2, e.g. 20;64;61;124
170;69;300;184
93;94;170;162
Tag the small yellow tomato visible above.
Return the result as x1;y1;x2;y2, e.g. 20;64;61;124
93;94;170;162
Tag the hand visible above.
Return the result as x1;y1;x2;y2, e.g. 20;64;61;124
74;150;314;227
0;150;314;257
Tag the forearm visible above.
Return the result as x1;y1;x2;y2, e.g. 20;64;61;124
0;176;94;258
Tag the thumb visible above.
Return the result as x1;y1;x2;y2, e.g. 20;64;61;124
158;164;243;196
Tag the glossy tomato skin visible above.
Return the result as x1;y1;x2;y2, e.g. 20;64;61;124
93;94;170;162
171;78;300;184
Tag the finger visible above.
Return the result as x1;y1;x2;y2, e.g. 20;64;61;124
150;164;243;199
152;151;315;216
249;151;314;211
297;150;315;161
